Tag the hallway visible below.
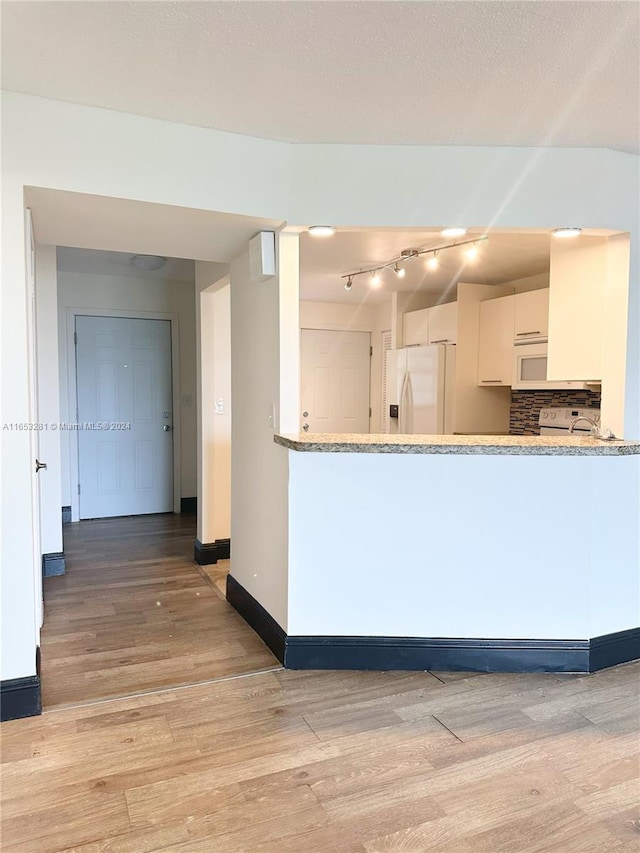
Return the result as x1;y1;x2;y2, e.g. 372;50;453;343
40;514;279;708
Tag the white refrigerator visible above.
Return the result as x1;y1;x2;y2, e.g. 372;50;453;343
385;344;456;434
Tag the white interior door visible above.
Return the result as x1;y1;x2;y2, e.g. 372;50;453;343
76;316;173;519
301;329;370;434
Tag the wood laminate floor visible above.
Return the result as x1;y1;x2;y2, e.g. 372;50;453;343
2;663;639;851
40;514;277;709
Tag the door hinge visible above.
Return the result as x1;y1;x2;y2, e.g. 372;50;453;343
74;331;78;345
77;483;81;495
369;407;372;418
76;407;79;421
370;346;373;357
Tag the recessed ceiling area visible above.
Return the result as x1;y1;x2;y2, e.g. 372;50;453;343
26;187;283;263
3;1;638;154
299;228;619;305
56;248;195;283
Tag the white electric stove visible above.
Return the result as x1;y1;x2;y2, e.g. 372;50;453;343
538;406;601;436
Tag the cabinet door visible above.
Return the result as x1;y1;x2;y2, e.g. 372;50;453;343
402;308;429;346
514;289;549;340
478;295;515;386
427;302;458;344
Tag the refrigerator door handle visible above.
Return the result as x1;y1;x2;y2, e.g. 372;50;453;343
405;371;414;433
399;370;409;433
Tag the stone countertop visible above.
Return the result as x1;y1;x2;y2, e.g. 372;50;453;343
274;433;640;456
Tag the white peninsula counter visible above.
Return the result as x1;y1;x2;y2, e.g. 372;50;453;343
249;433;639;673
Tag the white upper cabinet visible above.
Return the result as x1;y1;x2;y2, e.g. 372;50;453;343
547;237;607;382
514;289;549;341
402;302;458;347
477;295;515;386
402;307;430;346
427;302;458;344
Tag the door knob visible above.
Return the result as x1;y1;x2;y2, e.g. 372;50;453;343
163;425;172;432
302;423;309;432
35;459;47;472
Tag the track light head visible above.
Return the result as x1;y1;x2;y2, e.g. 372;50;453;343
427;252;439;270
344;275;353;291
394;263;405;278
370;271;382;287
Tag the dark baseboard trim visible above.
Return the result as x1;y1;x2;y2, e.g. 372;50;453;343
224;578;639;674
226;574;286;663
590;627;640;672
194;538;231;565
42;552;66;577
1;675;42;722
284;636;591;673
62;506;72;524
180;497;197;515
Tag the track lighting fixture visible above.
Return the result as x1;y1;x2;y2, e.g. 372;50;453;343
466;243;479;260
339;236;488;291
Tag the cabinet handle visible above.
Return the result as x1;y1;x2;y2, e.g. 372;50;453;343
516;331;542;336
431;339;451;344
481;380;502;384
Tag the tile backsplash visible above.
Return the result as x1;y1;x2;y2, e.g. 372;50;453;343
510;390;601;435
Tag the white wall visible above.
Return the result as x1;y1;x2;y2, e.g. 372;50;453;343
35;244;63;555
229;234;300;631
288;450;640;639
57;269;197;506
195;262;231;544
503;271;549;292
1;91;638;681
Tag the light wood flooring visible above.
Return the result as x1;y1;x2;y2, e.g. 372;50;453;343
4;514;638;851
40;514;277;709
1;662;639;851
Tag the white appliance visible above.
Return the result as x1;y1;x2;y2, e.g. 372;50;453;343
385;344;456;434
513;342;597;391
538;406;601;435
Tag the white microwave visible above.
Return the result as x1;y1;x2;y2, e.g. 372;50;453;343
512;343;595;390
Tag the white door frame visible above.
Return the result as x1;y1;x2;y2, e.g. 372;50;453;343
25;209;43;631
65;307;182;522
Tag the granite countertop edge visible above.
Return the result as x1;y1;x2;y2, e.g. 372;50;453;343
274;434;640;456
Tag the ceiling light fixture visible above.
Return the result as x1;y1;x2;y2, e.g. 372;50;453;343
131;254;166;271
308;225;336;237
441;227;467;238
551;227;582;238
339;236;488;291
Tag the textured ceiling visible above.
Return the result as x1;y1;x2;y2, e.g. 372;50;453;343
3;1;638;153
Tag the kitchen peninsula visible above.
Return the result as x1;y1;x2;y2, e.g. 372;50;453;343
229;432;640;676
